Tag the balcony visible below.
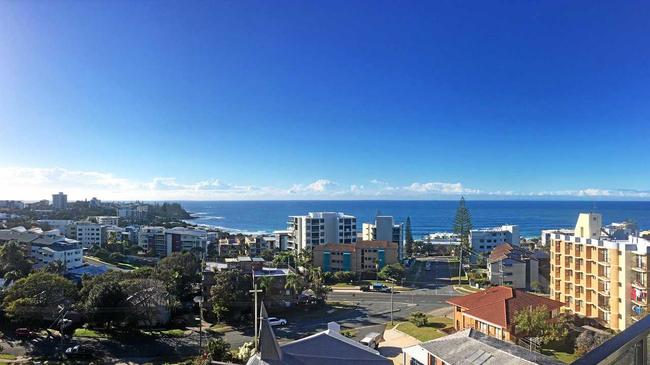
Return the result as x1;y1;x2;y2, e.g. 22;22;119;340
632;263;648;273
632;280;647;290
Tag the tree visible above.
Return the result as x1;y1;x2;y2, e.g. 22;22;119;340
333;271;356;284
83;280;128;328
405;217;414;258
205;337;232;362
284;272;304;296
258;276;274;296
0;241;32;282
2;271;77;323
307;268;330;300
260;249;275;262
514;306;569;345
378;263;405;282
155;252;200;300
209;270;252;322
453;196;473;249
409;312;428;327
272;251;295;268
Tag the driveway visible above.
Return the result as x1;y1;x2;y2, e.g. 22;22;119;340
378;328;419;365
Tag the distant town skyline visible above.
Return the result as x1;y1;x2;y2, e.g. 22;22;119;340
1;2;649;200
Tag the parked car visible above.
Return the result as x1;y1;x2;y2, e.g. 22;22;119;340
368;283;391;293
268;317;287;326
14;328;35;339
64;345;99;360
360;332;383;349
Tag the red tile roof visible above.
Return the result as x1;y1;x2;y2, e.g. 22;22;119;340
447;286;564;328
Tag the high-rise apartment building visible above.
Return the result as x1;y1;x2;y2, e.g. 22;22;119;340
470;225;520;255
287;212;357;251
52;192;68;210
549;213;650;331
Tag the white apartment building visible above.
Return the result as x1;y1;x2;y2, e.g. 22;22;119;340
0;227;83;272
67;221;103;248
287;212;357;251
274;230;293;251
93;216;120;226
362;216;403;258
470;225;520;255
52;192;68;210
37;219;73;232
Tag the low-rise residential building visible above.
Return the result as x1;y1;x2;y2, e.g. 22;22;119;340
402;328;562;365
470;225;520;255
248;320;391;365
217;237;243;257
245;235;269;257
362;216;403;259
36;219;73;232
0;200;25;210
93;216;120;226
0;227;83;272
287;212;357;251
67;221;103;248
447;286;563;343
312;240;398;277
549;212;650;331
487;243;539;289
163;227;208;257
138;226;166;253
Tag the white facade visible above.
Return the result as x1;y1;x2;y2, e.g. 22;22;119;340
138;226;166;252
273;230;293;251
164;227;208;257
470;225;520;255
52;192;67;210
68;222;103;248
31;239;84;270
37;219;73;232
94;216;120;226
287;212;357;251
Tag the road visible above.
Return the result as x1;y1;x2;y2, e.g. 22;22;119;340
225;258;461;348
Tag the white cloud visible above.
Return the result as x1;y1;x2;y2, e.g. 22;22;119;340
1;166;649;201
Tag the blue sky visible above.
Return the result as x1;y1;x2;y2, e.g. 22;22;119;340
1;1;649;200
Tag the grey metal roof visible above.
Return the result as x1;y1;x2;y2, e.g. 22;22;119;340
0;229;39;243
417;329;563;365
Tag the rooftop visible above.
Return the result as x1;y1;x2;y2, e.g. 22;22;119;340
447;286;564;328
406;328;563;365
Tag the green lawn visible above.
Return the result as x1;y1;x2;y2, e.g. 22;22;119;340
0;354;17;360
340;328;358;338
207;324;233;335
541;349;581;364
157;329;187;337
74;328;109;338
395;316;453;342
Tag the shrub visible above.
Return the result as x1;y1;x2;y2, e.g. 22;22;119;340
409;312;428;327
575;330;610;355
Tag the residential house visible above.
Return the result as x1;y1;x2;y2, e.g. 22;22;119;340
447;286;563;342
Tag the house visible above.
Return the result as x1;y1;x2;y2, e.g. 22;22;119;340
402;328;563;365
487;243;539;289
447;286;564;342
247;317;391;365
0;227;83;272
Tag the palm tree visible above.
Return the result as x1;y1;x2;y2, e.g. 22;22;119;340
258;276;274;296
44;260;66;275
284;272;304;296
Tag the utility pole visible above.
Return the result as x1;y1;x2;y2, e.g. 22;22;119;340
250;282;262;350
390;279;395;325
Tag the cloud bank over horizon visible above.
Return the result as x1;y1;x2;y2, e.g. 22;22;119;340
1;166;649;201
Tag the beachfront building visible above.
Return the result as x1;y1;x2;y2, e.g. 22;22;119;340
470;225;520;255
0;227;83;272
52;192;68;210
549;213;650;331
287;212;357;251
487;243;539;289
67;221;103;248
362;216;403;259
447;286;563;343
312;240;398;278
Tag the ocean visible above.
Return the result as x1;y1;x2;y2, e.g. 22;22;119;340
179;200;650;238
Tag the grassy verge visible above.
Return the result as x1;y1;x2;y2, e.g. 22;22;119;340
74;328;109;338
207;324;233;335
340;328;358;338
0;354;17;360
394;316;453;342
541;349;580;364
455;284;482;293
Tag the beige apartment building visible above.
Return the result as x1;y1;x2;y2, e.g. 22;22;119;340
549;213;650;331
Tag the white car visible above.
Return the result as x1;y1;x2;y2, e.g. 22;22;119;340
268;317;287;326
